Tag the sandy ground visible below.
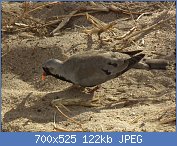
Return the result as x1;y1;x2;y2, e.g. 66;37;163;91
1;2;176;132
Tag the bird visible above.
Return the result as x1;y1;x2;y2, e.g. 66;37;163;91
42;50;145;89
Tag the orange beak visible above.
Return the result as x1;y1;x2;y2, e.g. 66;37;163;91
42;72;46;80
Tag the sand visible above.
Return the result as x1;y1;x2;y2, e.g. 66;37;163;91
1;2;176;132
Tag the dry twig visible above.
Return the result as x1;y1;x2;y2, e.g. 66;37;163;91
126;14;175;41
52;112;83;132
51;10;78;35
115;27;136;40
54;105;82;127
25;2;61;15
82;13;117;40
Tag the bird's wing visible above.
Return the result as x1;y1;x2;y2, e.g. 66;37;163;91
62;51;144;87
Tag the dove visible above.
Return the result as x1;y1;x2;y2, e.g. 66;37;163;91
42;50;145;87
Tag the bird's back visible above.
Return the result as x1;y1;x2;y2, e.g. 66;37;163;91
62;51;139;87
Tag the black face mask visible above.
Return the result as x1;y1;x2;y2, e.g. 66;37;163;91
42;67;52;76
42;67;73;83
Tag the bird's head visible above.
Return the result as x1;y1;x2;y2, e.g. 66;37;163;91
42;59;63;80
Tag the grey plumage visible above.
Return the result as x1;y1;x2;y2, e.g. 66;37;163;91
42;50;145;87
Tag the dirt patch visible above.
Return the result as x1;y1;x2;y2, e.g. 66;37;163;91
1;2;176;132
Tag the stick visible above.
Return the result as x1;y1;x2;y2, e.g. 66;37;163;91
25;2;61;15
54;105;82;127
51;10;78;35
6;11;103;33
108;4;147;15
125;15;175;41
125;2;136;26
115;27;136;40
53;126;83;132
52;112;82;132
2;10;44;25
136;12;152;21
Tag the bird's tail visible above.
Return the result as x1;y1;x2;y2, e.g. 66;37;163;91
116;53;145;77
120;50;143;56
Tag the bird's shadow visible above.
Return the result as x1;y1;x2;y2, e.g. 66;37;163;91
3;85;169;127
3;86;99;125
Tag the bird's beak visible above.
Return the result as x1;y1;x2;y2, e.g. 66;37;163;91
42;72;46;80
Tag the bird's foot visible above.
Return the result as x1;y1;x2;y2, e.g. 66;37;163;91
86;85;101;94
69;84;100;94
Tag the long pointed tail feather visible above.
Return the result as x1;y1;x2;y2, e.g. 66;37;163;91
116;53;145;77
120;50;143;56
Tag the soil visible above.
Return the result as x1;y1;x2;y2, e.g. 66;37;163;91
1;2;176;132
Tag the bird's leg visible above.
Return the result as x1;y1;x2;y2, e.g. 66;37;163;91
70;84;80;88
70;84;85;91
86;85;101;93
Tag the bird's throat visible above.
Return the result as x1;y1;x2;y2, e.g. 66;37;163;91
51;73;73;83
